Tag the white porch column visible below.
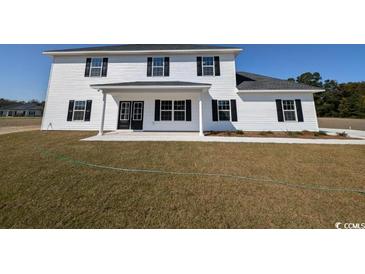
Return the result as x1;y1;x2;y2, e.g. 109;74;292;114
199;92;204;136
98;91;107;136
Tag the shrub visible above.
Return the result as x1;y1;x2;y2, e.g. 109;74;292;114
337;131;348;137
236;130;244;135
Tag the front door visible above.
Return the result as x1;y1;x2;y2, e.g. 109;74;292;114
118;101;144;130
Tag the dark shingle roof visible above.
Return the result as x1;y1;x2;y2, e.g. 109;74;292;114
91;81;211;88
45;44;241;53
236;71;322;91
0;103;43;111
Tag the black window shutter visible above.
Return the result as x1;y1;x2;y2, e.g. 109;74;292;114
230;99;237;121
154;100;160;121
101;58;108;77
295;99;304;122
186;100;192;121
164;57;170;77
214;56;221;76
197;57;202;76
212;100;218;121
84;100;93;121
84;58;91;77
276;99;284;122
67;100;74;121
147;57;153;77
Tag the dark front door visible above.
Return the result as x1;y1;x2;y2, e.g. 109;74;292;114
131;101;144;130
118;101;144;130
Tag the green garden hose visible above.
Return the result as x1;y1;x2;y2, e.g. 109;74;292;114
38;147;365;196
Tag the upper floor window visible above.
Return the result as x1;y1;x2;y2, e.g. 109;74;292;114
85;58;108;77
202;57;214;76
147;57;170;77
152;57;164;76
197;56;220;76
282;100;297;121
90;58;103;77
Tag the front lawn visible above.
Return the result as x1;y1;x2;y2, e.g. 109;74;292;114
0;131;364;228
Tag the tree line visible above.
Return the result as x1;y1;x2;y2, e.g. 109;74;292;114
289;72;365;118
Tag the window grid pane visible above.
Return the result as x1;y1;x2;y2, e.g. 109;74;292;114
174;101;185;111
73;111;84;121
153;67;163;76
219;111;230;121
218;100;230;110
161;101;172;110
174;111;185;121
161;111;172;121
120;102;130;120
133;102;143;121
91;58;102;67
284;111;296;121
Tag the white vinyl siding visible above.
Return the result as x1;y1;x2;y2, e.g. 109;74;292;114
41;53;319;132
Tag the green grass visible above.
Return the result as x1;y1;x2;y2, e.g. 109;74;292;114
1;131;365;228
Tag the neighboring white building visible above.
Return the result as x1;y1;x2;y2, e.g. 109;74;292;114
41;44;323;135
0;103;43;117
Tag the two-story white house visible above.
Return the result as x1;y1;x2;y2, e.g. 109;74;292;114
42;44;323;135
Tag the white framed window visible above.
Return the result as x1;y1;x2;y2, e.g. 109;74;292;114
90;58;103;77
120;102;130;121
133;102;143;121
202;57;214;76
152;57;164;77
174;100;186;121
160;100;187;121
73;101;86;121
160;100;173;121
282;100;297;121
218;100;231;121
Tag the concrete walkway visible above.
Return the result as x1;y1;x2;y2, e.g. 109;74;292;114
82;131;365;145
0;126;39;136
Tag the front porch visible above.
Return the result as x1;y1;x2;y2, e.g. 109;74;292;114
91;81;211;136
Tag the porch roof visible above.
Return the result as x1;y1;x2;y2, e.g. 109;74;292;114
91;81;211;91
